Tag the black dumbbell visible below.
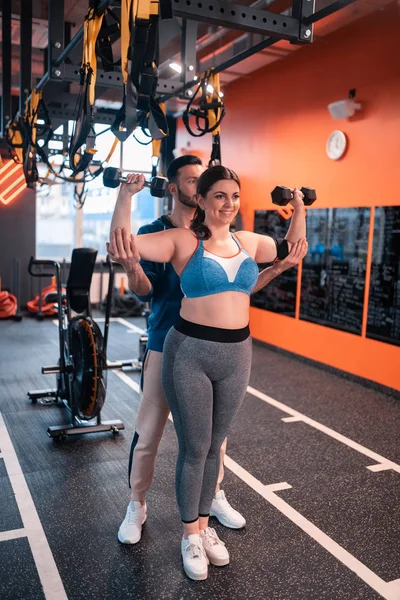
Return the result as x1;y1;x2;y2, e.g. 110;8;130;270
103;167;168;198
271;186;317;206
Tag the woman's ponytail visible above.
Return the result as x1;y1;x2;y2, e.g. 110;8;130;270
190;206;212;240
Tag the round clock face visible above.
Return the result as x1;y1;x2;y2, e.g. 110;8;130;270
326;130;347;160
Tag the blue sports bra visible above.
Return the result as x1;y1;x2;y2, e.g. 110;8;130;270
180;233;259;299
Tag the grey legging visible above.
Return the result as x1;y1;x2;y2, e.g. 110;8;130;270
162;317;252;523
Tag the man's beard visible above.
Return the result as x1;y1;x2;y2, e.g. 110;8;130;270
177;186;198;209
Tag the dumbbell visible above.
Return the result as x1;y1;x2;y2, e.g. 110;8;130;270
103;167;168;198
271;186;317;206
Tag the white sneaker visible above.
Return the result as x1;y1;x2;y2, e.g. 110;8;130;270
200;527;230;566
117;501;147;544
210;490;246;529
181;534;209;581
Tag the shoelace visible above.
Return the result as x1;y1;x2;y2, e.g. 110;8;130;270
127;507;142;525
215;497;233;515
184;541;207;561
203;528;225;547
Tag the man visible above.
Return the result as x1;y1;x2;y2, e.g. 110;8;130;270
110;155;307;544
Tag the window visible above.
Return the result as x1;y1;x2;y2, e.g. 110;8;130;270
36;157;76;259
36;122;159;260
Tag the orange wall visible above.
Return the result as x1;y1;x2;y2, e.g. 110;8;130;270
177;4;400;390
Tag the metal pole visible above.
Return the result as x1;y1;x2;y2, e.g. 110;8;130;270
214;37;278;74
303;0;358;25
181;20;198;99
47;0;65;81
1;0;12;135
20;0;33;112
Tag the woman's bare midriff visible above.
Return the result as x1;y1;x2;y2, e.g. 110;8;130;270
180;292;250;330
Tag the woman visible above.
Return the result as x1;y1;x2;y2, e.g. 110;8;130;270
107;166;307;581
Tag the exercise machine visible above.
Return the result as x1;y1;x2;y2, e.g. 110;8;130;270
27;248;125;440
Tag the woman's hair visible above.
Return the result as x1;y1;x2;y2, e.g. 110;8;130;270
190;165;241;240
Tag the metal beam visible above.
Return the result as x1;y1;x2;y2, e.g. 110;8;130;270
46;107;118;125
302;0;358;25
1;0;12;135
36;0;112;92
181;20;198;99
20;0;33;112
292;0;315;42
172;0;301;42
48;0;65;82
58;64;183;95
214;36;278;74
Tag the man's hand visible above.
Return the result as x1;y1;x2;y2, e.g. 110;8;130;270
106;227;141;274
279;237;308;271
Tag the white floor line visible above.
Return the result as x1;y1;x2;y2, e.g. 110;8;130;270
0;528;26;542
387;579;400;593
112;370;141;395
247;386;400;474
264;482;292;492
224;455;399;600
367;463;394;472
0;413;68;600
117;317;145;334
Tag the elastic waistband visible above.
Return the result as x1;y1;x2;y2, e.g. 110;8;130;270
174;316;250;343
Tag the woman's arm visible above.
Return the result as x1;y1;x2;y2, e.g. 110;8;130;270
107;227;176;272
284;198;306;244
237;188;307;263
251;238;308;294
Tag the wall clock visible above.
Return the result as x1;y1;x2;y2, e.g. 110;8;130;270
326;130;347;160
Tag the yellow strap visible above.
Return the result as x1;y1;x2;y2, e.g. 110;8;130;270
28;90;42;146
82;8;104;106
11;127;24;164
121;0;159;84
137;0;159;19
207;71;222;137
105;137;119;163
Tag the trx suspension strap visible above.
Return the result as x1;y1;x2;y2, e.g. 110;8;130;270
207;72;223;166
5;90;50;185
69;7;104;174
112;0;168;143
96;8;121;72
182;70;226;165
150;101;166;177
22;90;42;185
6;116;24;165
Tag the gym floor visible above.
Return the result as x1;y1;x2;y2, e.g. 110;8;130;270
0;315;399;600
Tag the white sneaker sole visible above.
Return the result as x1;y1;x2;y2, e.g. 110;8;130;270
209;512;246;530
207;554;230;567
183;564;208;581
117;513;147;545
